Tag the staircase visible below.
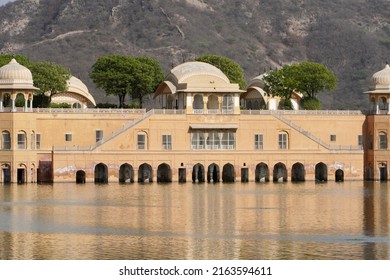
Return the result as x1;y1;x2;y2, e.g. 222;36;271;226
91;109;155;150
270;111;362;151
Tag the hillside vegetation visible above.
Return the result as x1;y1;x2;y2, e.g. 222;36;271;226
0;0;389;109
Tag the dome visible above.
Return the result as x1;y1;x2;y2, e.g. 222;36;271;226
154;61;243;97
366;64;390;94
169;61;230;84
0;58;33;82
372;64;390;87
0;58;38;90
51;76;96;107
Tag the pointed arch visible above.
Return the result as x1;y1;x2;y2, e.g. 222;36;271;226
94;163;108;184
291;162;305;182
119;163;134;183
222;163;235;183
138;163;153;183
207;163;220;183
255;163;269;182
273;162;287;182
315;162;328;182
192;163;205;183
157;163;172;183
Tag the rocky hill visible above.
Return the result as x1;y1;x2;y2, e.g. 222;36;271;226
0;0;389;109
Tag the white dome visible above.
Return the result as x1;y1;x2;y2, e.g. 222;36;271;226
0;58;33;81
367;64;390;94
169;61;230;84
0;59;38;90
51;76;96;107
372;64;390;87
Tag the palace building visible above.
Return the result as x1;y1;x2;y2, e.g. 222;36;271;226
0;58;388;184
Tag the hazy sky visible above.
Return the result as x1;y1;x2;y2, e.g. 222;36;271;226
0;0;14;6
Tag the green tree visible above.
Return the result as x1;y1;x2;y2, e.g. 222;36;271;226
196;54;246;89
263;66;295;100
262;61;337;109
131;56;164;108
90;55;163;108
30;61;71;107
291;62;337;99
0;54;31;67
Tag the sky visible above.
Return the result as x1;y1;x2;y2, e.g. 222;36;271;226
0;0;14;6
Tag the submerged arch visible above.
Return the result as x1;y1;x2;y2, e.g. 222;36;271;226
94;163;108;184
157;163;172;183
138;163;153;183
207;163;220;183
192;163;205;183
335;169;344;182
273;162;287;182
291;162;305;182
76;170;86;184
255;163;269;182
315;162;328;182
222;163;235;183
119;163;134;183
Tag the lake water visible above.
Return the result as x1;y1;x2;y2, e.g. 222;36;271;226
0;181;389;260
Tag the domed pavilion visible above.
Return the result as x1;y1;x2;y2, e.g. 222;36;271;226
154;61;244;114
366;64;390;114
0;58;39;112
51;76;96;108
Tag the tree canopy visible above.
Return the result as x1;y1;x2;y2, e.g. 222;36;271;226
30;61;71;107
196;54;246;89
262;61;337;109
0;54;31;67
90;55;163;108
0;55;71;108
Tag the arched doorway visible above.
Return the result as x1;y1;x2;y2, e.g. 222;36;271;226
76;170;86;184
192;163;205;183
94;163;108;184
273;162;287;182
157;163;172;183
138;163;153;183
179;165;186;183
255;163;269;182
379;163;388;181
222;163;235;183
17;164;27;184
119;163;134;183
291;162;305;182
315;162;328;182
335;169;344;182
207;163;220;183
2;164;11;184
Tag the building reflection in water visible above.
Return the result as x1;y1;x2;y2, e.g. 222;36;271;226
363;181;390;259
1;181;390;259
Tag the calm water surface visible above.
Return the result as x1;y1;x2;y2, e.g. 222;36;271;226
0;181;389;260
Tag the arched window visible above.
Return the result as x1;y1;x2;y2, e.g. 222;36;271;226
379;131;388;150
222;94;233;113
72;103;82;109
193;94;204;111
2;131;11;150
207;95;219;111
379;97;388;111
137;132;147;150
17;131;27;150
278;131;288;150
